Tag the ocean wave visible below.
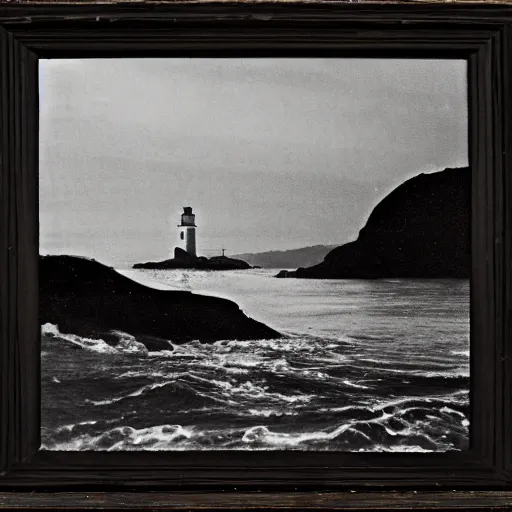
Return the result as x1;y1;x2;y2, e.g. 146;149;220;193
147;350;176;358
41;325;467;382
42;323;120;354
342;379;370;390
87;380;177;406
42;323;150;356
42;384;469;452
42;404;468;451
351;359;469;379
247;408;299;417
184;373;316;405
450;349;470;357
372;392;469;411
42;424;195;451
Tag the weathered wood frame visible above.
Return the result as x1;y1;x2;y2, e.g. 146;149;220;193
0;3;511;509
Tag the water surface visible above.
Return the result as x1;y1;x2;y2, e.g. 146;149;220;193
41;269;469;451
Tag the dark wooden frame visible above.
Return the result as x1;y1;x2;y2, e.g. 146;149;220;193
0;2;511;509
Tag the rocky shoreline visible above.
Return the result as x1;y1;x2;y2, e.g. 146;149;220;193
40;255;281;351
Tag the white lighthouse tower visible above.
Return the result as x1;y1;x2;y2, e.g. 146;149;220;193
178;206;197;257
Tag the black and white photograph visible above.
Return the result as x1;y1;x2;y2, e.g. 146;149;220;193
39;58;470;452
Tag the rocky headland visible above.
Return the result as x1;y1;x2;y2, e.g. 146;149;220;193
277;167;470;279
40;255;281;351
133;247;252;271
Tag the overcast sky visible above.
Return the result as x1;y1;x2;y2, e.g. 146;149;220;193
39;58;468;267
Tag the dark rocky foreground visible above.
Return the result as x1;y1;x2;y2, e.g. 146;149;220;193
40;255;281;350
133;247;252;270
277;167;470;279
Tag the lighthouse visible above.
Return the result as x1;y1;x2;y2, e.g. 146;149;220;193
178;206;197;257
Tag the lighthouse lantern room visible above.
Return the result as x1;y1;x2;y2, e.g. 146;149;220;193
178;206;197;257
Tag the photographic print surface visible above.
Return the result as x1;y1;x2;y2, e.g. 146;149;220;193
40;58;470;452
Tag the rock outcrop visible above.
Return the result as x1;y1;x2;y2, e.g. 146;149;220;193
279;167;470;279
40;255;281;350
133;249;251;270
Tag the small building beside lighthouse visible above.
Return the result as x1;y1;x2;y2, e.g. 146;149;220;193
177;206;197;257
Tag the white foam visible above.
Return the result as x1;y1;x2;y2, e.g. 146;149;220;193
440;406;466;418
41;324;150;356
111;331;149;355
247;408;298;417
241;423;353;447
89;381;175;406
450;350;470;357
107;424;194;451
352;361;469;379
44;424;196;451
342;379;370;390
43;414;467;451
41;323;118;354
147;350;176;358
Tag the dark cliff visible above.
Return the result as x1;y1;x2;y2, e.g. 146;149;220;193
291;167;470;279
40;255;281;350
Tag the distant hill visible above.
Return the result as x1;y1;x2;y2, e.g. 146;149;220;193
231;245;339;269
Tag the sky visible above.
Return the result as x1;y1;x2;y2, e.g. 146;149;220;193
39;58;468;267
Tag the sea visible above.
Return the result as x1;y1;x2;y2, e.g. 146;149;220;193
41;268;470;452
